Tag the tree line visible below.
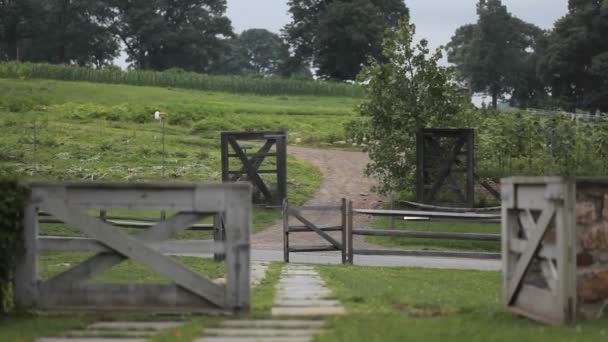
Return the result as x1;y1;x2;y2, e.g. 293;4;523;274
0;0;407;80
1;0;605;113
447;0;608;113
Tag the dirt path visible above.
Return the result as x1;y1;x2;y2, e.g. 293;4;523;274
252;146;385;250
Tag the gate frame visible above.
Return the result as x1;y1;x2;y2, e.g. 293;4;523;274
416;128;475;207
221;130;287;207
501;176;577;325
14;182;251;312
282;199;349;264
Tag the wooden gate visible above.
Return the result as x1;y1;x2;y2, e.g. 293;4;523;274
14;182;251;312
416;128;475;207
221;130;287;207
282;200;349;264
501;177;577;324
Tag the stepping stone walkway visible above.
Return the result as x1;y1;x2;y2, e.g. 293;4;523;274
196;264;344;342
37;262;271;342
38;321;184;342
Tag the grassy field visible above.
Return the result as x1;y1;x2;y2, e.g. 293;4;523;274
0;78;367;236
316;265;608;342
0;261;285;341
366;217;501;252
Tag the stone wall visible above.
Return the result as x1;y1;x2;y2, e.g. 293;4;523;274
576;181;608;319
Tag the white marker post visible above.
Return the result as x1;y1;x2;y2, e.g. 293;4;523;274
154;111;168;221
154;111;167;177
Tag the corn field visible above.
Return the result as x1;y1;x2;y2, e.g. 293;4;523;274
0;62;363;98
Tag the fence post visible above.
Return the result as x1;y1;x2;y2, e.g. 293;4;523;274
282;199;289;263
14;201;39;308
341;198;347;264
213;213;226;262
347;200;354;264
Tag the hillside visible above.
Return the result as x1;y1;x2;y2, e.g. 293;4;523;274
0;78;362;233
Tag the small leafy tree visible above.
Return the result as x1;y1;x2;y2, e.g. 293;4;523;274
357;17;464;194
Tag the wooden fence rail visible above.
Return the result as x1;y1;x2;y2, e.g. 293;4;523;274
346;208;501;263
283;199;348;264
14;182;251;312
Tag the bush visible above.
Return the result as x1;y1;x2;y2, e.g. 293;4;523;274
0;178;28;314
191;118;239;134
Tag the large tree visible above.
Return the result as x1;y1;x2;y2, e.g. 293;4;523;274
446;0;543;109
32;0;118;66
283;0;408;81
105;0;233;72
0;0;118;66
0;0;43;61
538;0;608;112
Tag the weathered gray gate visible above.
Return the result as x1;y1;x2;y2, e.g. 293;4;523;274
416;128;475;207
14;182;251;312
282;200;349;264
501;177;577;324
221;130;287;206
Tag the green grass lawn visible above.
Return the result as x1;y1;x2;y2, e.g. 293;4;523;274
0;261;285;341
316;265;608;342
0;78;333;237
366;217;501;252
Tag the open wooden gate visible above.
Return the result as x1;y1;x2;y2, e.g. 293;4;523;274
14;182;251;312
221;130;287;207
416;128;475;207
501;177;577;324
282;199;349;264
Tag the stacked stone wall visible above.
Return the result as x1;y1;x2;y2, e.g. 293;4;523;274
576;182;608;319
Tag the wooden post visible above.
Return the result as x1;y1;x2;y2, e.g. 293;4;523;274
99;210;107;222
213;213;225;262
389;193;396;230
275;131;287;206
465;129;475;208
341;198;347;264
223;187;251;311
415;129;424;203
14;201;39;308
347;200;354;264
220;133;229;183
283;199;289;263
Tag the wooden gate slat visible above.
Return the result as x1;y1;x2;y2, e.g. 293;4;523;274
38;193;226;308
506;206;555;304
43;212;205;286
289;208;342;249
230;140;275;182
227;136;272;201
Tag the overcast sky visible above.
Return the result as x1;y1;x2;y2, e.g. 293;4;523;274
117;1;569;68
227;0;569;51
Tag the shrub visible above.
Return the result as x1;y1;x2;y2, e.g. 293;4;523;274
0;178;28;313
191;118;238;134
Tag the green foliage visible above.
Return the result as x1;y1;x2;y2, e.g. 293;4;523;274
284;0;408;80
103;0;233;73
0;62;363;97
0;179;28;314
0;0;118;66
356;17;465;194
316;265;608;342
446;0;544;108
538;0;608;112
216;29;288;76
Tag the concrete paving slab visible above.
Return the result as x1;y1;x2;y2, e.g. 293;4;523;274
204;328;325;336
88;321;184;330
271;307;345;316
38;339;147;342
275;299;341;307
221;320;325;328
196;337;312;342
63;330;154;337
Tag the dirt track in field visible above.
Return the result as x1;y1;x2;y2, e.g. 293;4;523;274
252;146;387;250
